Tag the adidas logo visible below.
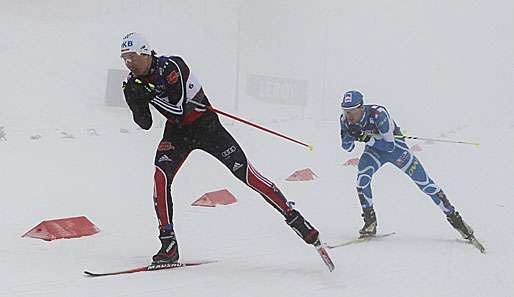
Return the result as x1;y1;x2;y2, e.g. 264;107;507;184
158;155;173;163
232;162;243;172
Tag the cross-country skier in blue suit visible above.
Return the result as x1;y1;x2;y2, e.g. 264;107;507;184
339;90;477;241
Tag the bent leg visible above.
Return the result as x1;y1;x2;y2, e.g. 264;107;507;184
394;151;454;214
357;149;383;209
153;139;192;230
197;119;291;215
355;149;384;236
151;136;193;264
198;119;319;244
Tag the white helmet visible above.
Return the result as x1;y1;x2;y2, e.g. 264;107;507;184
120;32;151;56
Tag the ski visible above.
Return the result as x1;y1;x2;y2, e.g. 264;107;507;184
314;242;335;272
84;260;216;277
326;232;396;249
458;236;486;254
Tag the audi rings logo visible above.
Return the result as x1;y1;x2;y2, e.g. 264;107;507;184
221;146;237;157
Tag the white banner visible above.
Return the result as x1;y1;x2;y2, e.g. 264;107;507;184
246;74;308;106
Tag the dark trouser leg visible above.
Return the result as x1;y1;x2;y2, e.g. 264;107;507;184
197;116;319;244
153;140;191;229
151;136;192;263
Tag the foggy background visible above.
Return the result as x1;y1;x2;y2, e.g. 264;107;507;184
2;0;513;135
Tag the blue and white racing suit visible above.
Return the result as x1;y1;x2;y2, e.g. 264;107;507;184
340;104;454;214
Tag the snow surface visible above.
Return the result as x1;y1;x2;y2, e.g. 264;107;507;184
1;1;513;297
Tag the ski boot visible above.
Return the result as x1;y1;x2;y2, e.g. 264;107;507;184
359;207;377;238
152;229;180;264
446;211;474;240
285;209;320;245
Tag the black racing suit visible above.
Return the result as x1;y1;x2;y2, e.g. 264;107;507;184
123;54;319;246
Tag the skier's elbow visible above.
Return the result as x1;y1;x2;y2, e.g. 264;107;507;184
138;121;152;130
134;116;152;130
342;142;354;152
139;123;152;130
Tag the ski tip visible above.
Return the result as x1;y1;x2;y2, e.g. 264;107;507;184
83;271;100;277
84;270;112;277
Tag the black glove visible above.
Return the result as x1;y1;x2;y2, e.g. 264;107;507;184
348;124;363;138
348;124;371;142
123;77;156;104
355;133;371;142
122;77;154;130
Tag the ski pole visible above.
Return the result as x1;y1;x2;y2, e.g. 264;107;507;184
394;134;480;148
188;100;314;150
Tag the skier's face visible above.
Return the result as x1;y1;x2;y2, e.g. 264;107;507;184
121;52;152;76
344;106;364;124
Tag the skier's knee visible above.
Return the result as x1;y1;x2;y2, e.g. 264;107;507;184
421;184;439;196
357;174;371;189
